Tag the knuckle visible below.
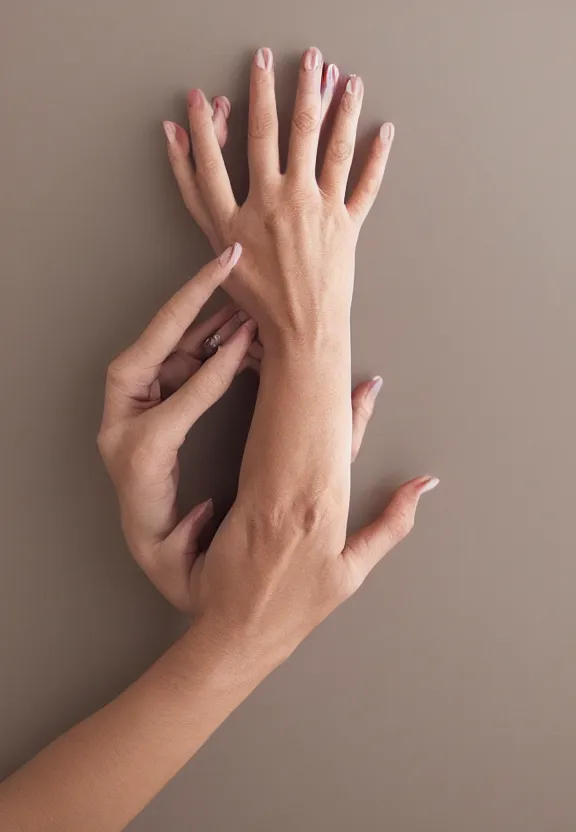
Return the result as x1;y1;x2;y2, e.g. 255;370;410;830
199;154;219;177
106;355;128;385
249;110;275;140
328;139;353;164
292;108;320;135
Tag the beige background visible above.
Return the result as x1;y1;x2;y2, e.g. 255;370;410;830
2;2;576;830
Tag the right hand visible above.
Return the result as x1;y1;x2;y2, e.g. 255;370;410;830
163;47;394;345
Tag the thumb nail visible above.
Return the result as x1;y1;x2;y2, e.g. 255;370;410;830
369;375;383;399
419;476;440;494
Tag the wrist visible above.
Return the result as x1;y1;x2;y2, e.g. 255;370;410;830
173;617;286;695
260;319;351;364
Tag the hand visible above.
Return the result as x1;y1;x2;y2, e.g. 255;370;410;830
97;243;386;615
97;245;259;613
163;47;394;344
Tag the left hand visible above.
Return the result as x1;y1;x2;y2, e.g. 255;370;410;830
97;246;259;613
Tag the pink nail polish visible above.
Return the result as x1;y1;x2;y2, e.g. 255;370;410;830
380;122;394;142
220;242;242;268
187;89;205;110
237;310;249;323
420;476;440;494
214;96;231;119
370;375;383;397
163;121;177;145
255;48;273;71
346;75;362;95
191;498;214;524
328;64;339;88
304;47;321;72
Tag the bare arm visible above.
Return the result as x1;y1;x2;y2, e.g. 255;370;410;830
0;626;269;832
0;47;438;832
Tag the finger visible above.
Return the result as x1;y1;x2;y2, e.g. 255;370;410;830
318;74;364;201
343;475;440;579
248;48;280;187
160;351;202;398
163;121;215;239
287;47;324;182
347;123;394;226
351;376;382;463
248;339;264;360
240;354;261;375
111;245;242;397
153;499;214;616
177;304;240;358
154;318;258;446
188;89;237;228
212;96;231;148
198;310;251;361
320;63;340;126
162;309;255;395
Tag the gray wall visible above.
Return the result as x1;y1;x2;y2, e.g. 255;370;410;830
1;2;576;830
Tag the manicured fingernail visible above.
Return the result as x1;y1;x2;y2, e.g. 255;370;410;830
346;74;362;95
237;310;249;323
255;48;273;71
219;242;242;268
369;375;383;399
327;64;339;88
380;122;394;142
192;498;214;524
163;121;177;145
304;47;321;71
187;89;205;110
420;476;440;494
213;96;231;119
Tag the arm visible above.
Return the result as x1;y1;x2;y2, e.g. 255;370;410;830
0;626;269;832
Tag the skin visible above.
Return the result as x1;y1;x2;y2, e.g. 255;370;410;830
0;47;438;832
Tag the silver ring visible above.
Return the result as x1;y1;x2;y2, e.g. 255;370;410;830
201;332;222;360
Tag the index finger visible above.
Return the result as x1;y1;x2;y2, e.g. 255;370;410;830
108;243;242;400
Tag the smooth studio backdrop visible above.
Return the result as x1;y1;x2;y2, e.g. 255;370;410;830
1;2;576;830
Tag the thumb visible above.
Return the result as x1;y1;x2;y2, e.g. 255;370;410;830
151;498;215;616
343;475;439;579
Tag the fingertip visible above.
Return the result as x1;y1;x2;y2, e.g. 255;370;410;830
219;242;243;269
254;47;273;72
163;120;177;145
213;95;231;119
419;476;440;494
163;121;190;156
369;375;383;399
380;122;395;144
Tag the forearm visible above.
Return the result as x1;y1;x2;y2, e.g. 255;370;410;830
0;625;266;832
237;323;352;532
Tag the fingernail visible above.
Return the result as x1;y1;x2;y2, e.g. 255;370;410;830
219;242;242;268
420;476;440;494
163;120;177;145
369;375;383;399
255;48;273;71
327;64;339;88
237;310;249;323
304;47;322;72
187;88;205;110
245;319;258;335
346;74;362;95
192;498;214;523
213;96;231;119
380;122;394;142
